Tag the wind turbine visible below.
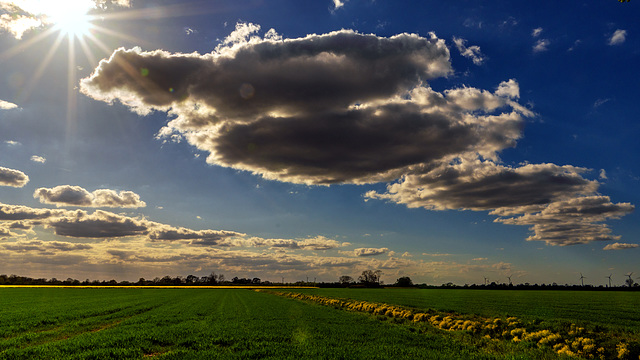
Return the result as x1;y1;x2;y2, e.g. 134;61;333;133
625;272;634;287
507;275;513;286
606;274;612;288
580;273;586;287
483;277;488;286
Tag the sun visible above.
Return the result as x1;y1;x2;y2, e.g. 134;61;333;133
42;0;95;38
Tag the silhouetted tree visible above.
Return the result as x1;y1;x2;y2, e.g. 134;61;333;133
339;275;354;285
358;270;381;286
395;276;413;287
626;278;635;287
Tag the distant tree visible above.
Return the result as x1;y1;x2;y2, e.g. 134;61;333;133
395;276;413;287
185;275;199;284
358;270;382;286
339;275;354;284
206;272;218;285
218;274;225;283
251;277;261;284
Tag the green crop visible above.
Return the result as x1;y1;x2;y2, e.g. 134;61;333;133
0;287;547;359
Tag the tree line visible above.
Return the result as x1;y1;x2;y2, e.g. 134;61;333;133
1;270;638;290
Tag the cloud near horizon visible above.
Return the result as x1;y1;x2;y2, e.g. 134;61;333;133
34;185;146;208
0;200;479;281
603;242;638;251
79;23;633;247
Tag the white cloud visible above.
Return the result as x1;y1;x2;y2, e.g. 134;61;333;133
494;79;520;99
568;39;581;52
608;29;627;45
34;185;146;208
533;39;550;53
4;140;21;146
0;166;29;187
331;0;347;11
452;36;486;65
593;98;610;108
354;247;389;257
603;242;638;250
599;169;607;180
0;99;19;109
30;155;46;163
531;27;543;37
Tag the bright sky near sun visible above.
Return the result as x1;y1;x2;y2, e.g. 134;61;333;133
0;0;638;286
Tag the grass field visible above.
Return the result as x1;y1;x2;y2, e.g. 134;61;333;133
0;287;638;359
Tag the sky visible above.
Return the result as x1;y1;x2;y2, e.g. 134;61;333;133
0;0;638;286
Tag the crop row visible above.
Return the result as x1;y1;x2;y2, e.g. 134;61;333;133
260;290;640;360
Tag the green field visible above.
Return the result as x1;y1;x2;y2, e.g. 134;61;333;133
0;288;638;359
288;288;640;334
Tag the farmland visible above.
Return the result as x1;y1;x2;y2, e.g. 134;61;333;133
0;287;638;359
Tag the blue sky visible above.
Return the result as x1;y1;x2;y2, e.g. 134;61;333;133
0;0;638;285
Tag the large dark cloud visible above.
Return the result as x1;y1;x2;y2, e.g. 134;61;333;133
80;24;528;184
34;185;146;208
211;102;522;184
81;27;451;118
81;25;535;184
0;166;29;187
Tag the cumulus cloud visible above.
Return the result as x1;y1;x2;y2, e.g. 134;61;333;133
30;155;46;163
44;210;149;238
452;36;486;65
0;166;29;187
533;39;550;52
354;247;389;257
608;29;627;45
147;225;242;246
365;159;599;211
80;28;542;185
0;0;131;39
0;99;19;109
34;185;146;208
366;159;633;246
494;196;634;246
0;203;63;220
603;242;638;250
